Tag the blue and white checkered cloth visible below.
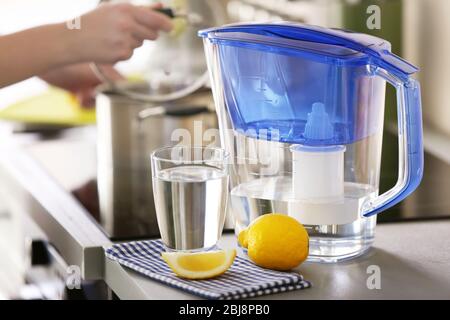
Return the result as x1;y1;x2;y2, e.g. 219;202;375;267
105;239;311;300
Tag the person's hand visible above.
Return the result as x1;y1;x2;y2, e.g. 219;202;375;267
40;63;123;108
69;2;173;64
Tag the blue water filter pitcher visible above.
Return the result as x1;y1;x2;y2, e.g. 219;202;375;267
200;23;423;262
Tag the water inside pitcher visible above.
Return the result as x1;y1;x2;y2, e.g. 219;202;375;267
199;23;423;262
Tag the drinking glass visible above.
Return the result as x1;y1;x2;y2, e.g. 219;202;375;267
151;146;230;251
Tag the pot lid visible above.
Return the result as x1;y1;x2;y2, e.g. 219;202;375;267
96;0;226;102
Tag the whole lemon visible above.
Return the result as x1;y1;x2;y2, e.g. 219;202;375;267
239;213;309;271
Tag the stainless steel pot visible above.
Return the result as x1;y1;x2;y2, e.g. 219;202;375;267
96;83;218;238
94;0;229;238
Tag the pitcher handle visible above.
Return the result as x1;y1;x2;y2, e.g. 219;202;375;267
362;69;424;217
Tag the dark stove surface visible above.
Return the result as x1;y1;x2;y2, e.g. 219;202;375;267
378;131;450;223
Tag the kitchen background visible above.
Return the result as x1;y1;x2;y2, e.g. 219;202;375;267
0;0;449;299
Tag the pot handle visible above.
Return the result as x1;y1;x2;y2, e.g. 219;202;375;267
138;106;166;120
362;68;424;217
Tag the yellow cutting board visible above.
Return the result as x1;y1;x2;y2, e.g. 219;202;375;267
0;87;96;126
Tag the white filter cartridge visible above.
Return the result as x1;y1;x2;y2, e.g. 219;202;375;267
287;102;358;225
291;102;346;202
288;145;363;226
291;145;346;202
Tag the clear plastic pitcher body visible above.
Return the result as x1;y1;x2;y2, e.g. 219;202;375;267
200;23;423;262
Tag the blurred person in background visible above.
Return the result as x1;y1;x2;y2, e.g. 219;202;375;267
0;2;172;106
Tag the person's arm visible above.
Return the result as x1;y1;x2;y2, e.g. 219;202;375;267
0;23;74;88
0;3;172;89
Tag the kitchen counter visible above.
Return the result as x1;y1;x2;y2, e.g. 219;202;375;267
1;126;449;299
106;219;450;300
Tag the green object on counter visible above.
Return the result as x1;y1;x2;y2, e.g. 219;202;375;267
0;87;96;126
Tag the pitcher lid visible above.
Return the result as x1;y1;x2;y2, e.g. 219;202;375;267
199;22;418;79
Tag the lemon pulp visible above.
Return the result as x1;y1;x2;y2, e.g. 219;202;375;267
161;249;236;279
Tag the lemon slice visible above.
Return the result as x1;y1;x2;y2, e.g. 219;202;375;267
161;249;236;280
